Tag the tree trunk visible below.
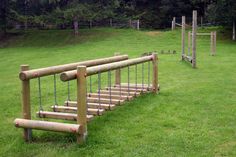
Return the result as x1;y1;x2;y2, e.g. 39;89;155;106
73;16;79;36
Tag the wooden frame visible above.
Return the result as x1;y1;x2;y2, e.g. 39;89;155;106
14;53;159;144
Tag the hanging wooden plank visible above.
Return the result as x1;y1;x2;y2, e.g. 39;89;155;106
36;111;93;121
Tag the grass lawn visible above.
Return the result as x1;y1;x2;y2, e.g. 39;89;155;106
0;27;235;157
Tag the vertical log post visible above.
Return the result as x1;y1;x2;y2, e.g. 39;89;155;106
181;16;186;60
233;21;235;41
188;31;191;56
171;20;174;30
213;31;217;56
77;66;87;144
211;32;214;55
152;53;158;93
137;19;140;30
173;17;176;30
192;10;197;68
89;20;92;29
21;65;32;141
114;53;121;85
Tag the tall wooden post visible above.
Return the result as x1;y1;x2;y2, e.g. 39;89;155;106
181;16;186;60
192;10;197;68
213;31;217;56
211;32;214;55
152;53;158;93
77;66;87;144
21;65;32;141
188;31;191;56
137;19;140;30
114;53;121;85
89;20;92;29
173;17;176;30
233;21;235;41
129;19;132;28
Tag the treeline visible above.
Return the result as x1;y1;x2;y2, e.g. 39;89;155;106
0;0;236;35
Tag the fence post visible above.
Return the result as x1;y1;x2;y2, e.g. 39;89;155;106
152;53;158;93
233;21;235;41
90;20;92;29
129;19;132;28
77;66;87;144
192;10;197;68
181;16;186;60
21;65;32;141
137;19;140;30
114;53;121;85
110;19;113;27
172;17;176;30
201;16;203;27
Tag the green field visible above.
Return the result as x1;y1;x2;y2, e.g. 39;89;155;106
0;28;235;157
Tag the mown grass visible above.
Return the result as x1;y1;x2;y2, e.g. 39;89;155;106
0;27;235;157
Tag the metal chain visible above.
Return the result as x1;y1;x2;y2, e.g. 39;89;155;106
148;61;150;91
108;70;112;109
98;72;101;111
53;74;58;106
66;81;70;106
135;64;137;96
142;63;144;92
89;76;92;93
128;66;130;96
38;77;43;118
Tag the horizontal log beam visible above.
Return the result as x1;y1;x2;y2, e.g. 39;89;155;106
60;55;154;81
37;111;93;121
14;118;81;134
88;93;133;100
19;55;128;80
52;106;105;116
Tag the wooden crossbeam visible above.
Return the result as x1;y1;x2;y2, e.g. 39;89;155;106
88;93;133;100
51;106;105;116
36;111;93;121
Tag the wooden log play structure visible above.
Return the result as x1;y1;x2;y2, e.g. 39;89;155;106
14;53;159;144
181;10;197;68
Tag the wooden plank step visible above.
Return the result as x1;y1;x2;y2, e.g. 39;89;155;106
87;97;124;105
120;83;153;89
65;101;117;110
99;90;140;97
14;118;81;133
51;106;105;116
36;111;93;121
114;84;153;91
105;87;147;93
88;93;133;100
64;101;116;110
